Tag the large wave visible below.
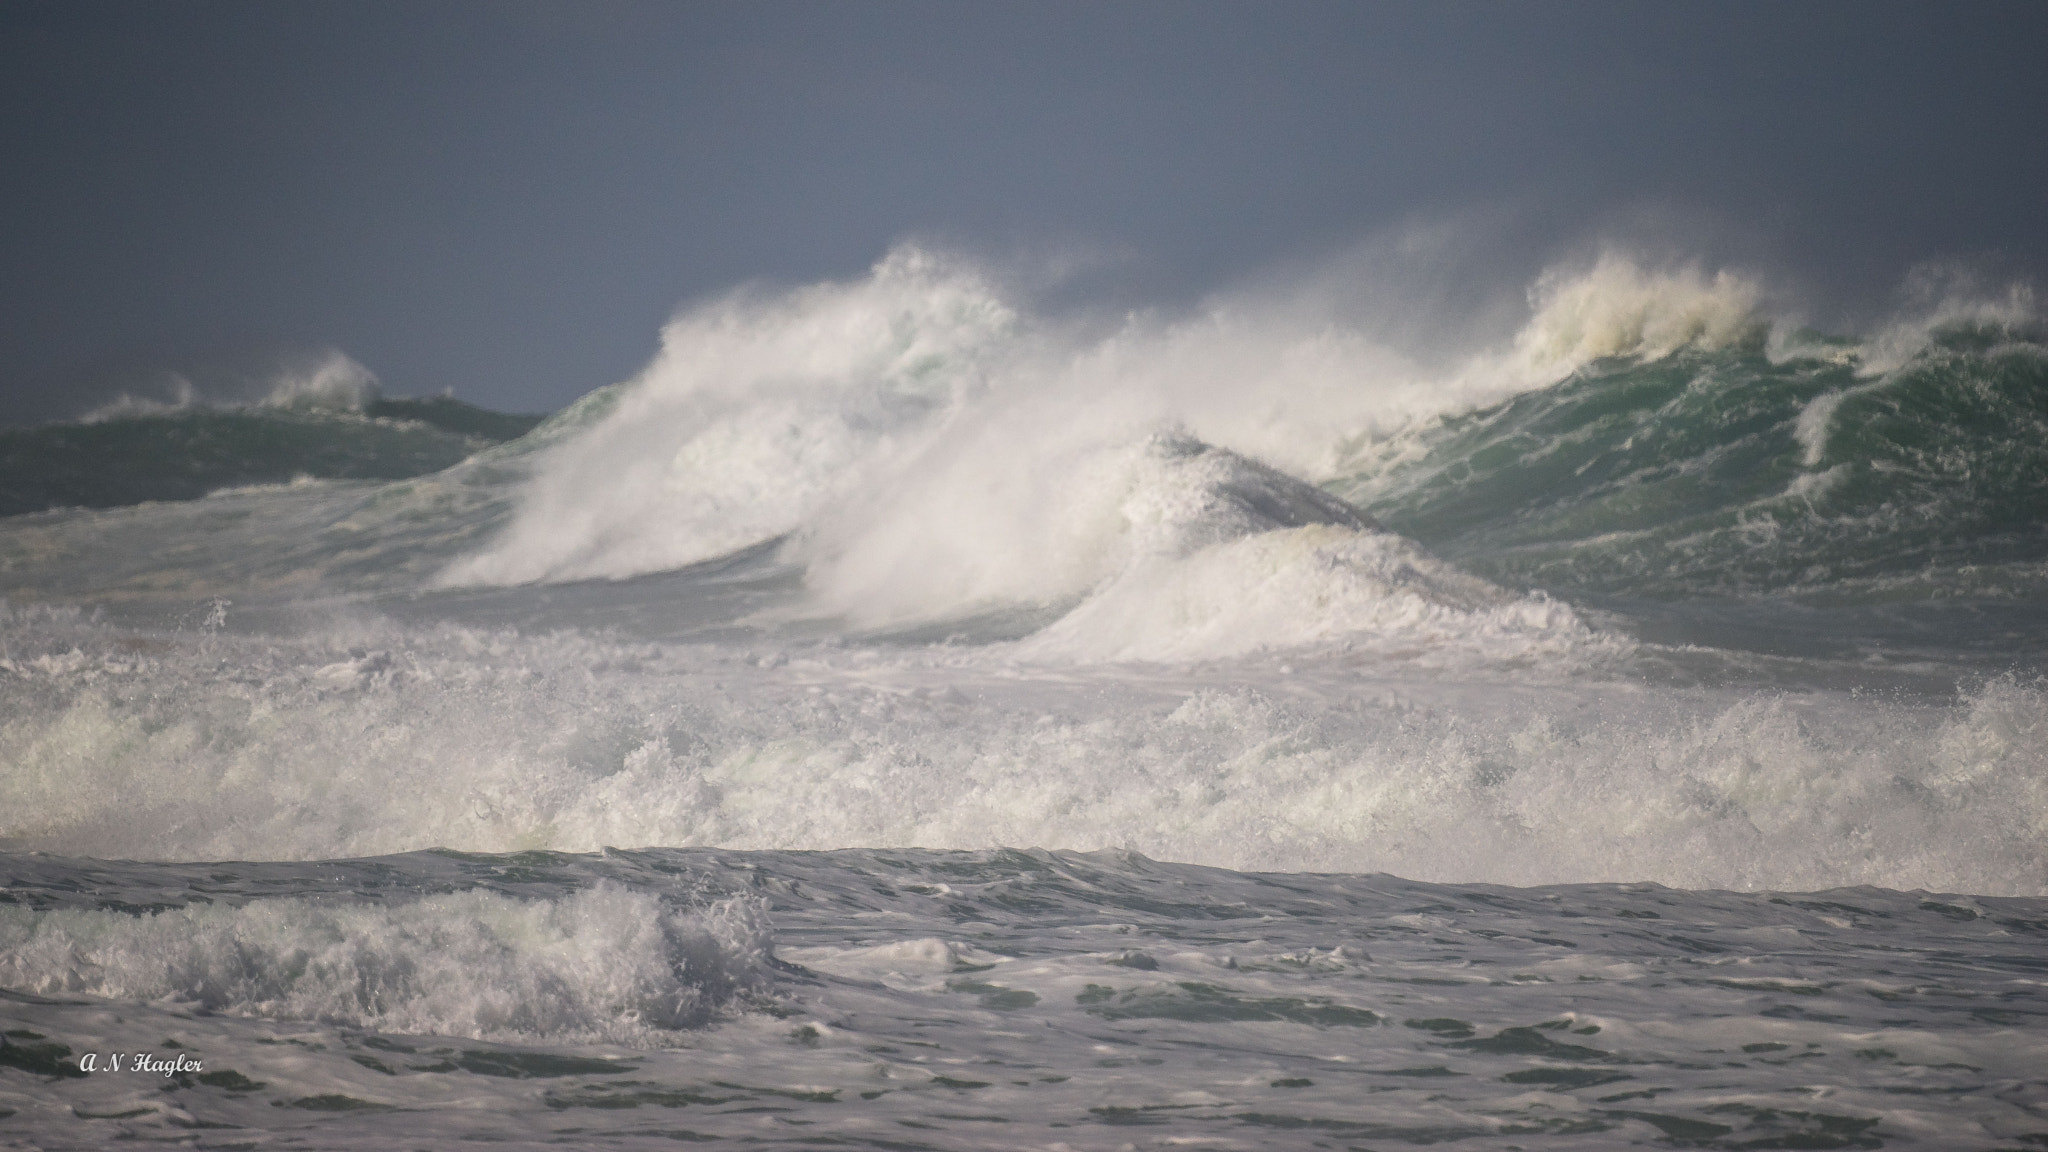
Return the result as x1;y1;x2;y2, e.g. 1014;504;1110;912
3;249;2043;896
436;246;1799;662
1337;292;2048;600
6;244;2041;635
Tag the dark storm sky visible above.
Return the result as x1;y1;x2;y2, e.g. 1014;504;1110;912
3;0;2044;420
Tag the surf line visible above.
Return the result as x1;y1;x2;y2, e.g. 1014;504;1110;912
78;1051;204;1076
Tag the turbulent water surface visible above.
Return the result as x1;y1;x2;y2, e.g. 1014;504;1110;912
2;250;2045;1149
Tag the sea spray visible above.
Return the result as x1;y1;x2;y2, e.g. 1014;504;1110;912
438;248;1017;587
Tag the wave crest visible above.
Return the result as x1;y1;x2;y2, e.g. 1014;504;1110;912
80;350;382;423
1510;254;1763;376
439;247;1014;587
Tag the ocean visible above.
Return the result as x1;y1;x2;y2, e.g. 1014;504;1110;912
2;249;2044;1149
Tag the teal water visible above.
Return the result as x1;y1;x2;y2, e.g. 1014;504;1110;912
1333;327;2048;603
0;397;544;518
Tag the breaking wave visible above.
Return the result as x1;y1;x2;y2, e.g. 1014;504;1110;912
2;608;2041;894
0;885;771;1044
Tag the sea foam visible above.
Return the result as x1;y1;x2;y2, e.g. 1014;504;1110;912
0;885;770;1044
2;609;2041;895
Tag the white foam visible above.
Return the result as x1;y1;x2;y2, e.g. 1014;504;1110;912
1014;523;1611;666
800;432;1374;632
1793;388;1848;467
1506;253;1762;377
439;248;1016;586
0;885;770;1044
2;612;2040;895
1782;462;1850;502
78;350;381;423
77;375;201;422
259;350;382;412
779;938;1011;989
1853;276;2040;378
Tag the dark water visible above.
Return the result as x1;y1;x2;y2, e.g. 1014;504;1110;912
5;848;2047;1149
0;396;543;518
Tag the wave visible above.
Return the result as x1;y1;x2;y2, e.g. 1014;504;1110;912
792;427;1611;665
1010;519;1613;666
3;607;2041;893
0;351;545;518
4;245;2041;636
2;247;2040;908
426;245;2043;653
1507;253;1764;376
0;885;771;1044
78;350;383;423
438;248;1018;587
428;247;1800;658
1336;312;2048;600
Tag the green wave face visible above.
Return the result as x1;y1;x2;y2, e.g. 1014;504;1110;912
1331;325;2048;601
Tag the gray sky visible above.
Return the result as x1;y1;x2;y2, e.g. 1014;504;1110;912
3;0;2045;420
